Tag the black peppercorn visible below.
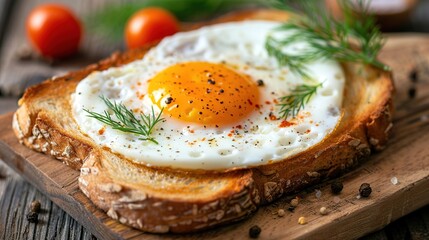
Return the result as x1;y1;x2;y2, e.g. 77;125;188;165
359;183;372;197
408;87;416;99
27;211;38;223
249;225;261;238
257;79;264;86
331;180;343;194
165;97;173;104
30;200;41;213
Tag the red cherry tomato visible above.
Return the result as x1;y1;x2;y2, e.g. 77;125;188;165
125;7;179;49
26;4;82;58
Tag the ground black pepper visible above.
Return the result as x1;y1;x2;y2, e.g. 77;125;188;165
249;225;261;238
288;206;295;212
165;97;173;104
359;183;372;197
331;180;343;194
257;79;264;86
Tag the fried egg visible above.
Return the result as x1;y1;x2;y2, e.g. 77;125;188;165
72;21;345;170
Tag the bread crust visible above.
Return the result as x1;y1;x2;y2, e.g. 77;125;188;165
12;9;394;233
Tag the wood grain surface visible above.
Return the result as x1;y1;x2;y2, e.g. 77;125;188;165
0;172;95;240
0;34;429;240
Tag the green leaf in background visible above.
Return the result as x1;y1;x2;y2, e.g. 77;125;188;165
85;0;266;42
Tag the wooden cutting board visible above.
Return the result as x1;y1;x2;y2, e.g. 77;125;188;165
1;34;429;240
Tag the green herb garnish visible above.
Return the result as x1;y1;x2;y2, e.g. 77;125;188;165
267;0;390;119
84;96;164;144
267;0;389;72
277;83;322;119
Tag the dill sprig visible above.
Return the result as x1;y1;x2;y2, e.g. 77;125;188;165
267;0;390;120
277;83;322;119
265;36;317;80
266;0;390;76
84;96;164;144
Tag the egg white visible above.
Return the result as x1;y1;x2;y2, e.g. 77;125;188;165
72;21;345;170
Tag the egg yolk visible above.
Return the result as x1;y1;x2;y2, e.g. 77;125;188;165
148;62;260;126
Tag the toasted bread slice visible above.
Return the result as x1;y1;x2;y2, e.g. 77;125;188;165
12;9;394;233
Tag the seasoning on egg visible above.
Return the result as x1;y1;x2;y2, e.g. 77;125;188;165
269;112;277;121
279;120;293;128
73;21;345;171
165;97;173;104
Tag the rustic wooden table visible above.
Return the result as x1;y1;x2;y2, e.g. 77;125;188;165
1;0;429;239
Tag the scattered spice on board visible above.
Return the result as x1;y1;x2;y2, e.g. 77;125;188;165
277;209;285;217
319;207;328;215
26;211;38;223
26;200;42;223
290;198;299;207
330;180;343;194
391;177;399;185
249;225;261;238
359;183;372;197
30;200;41;213
298;216;307;225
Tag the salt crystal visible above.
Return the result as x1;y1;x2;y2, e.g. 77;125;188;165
356;194;361;199
391;176;399;185
315;189;322;199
